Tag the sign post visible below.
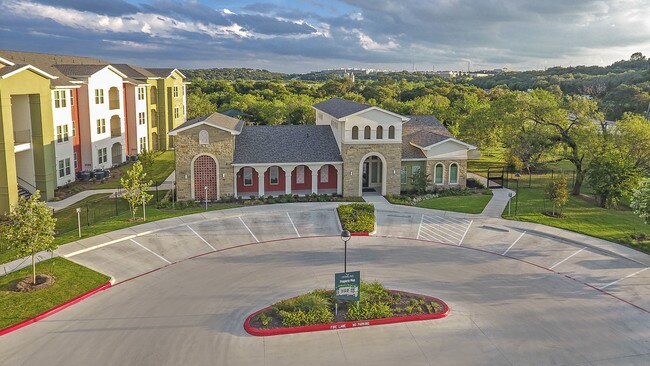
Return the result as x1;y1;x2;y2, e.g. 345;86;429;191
334;271;360;316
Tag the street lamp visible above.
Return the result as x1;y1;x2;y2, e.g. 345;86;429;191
76;207;82;238
514;173;521;216
340;230;351;273
204;186;208;210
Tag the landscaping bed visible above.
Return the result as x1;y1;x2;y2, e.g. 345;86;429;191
386;188;492;214
245;282;448;336
337;203;375;233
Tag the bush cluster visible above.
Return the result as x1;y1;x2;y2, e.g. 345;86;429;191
386;187;490;206
272;290;334;327
337;203;375;233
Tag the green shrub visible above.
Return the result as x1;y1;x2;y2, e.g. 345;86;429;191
273;291;331;313
346;301;393;321
258;312;273;327
278;307;334;327
337;203;375;232
361;281;394;304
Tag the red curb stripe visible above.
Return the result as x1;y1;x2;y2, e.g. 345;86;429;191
244;291;450;336
0;281;112;337
350;232;369;236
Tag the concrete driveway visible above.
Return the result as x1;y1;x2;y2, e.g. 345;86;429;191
1;203;648;365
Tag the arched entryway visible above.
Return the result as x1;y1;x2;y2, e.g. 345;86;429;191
359;153;387;195
192;154;219;201
111;142;122;166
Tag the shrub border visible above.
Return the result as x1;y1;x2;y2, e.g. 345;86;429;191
244;290;449;336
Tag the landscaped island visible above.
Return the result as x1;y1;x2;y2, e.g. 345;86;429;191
337;203;375;234
244;282;448;336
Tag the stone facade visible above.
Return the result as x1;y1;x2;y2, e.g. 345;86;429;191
425;159;467;190
174;125;235;200
341;142;402;196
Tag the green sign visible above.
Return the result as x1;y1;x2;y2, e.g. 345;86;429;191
335;271;360;301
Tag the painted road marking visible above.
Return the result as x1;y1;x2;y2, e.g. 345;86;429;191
422;215;467;231
599;267;650;290
416;214;424;240
421;216;464;239
238;216;259;243
418;215;472;245
129;238;171;264
503;231;526;255
286;212;301;238
458;220;473;246
186;225;216;251
549;247;587;270
419;226;455;243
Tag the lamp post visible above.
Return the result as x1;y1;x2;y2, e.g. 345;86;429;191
340;230;351;273
142;195;146;221
514;172;521;216
76;207;82;238
204;186;208;211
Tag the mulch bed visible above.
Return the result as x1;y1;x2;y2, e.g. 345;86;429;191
12;274;55;293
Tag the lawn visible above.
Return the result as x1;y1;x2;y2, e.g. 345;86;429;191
467;146;507;171
0;258;109;330
416;194;492;214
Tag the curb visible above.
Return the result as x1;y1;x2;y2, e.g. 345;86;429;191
0;281;112;337
244;291;449;336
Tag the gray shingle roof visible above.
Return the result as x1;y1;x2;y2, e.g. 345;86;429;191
112;64;157;79
401;115;455;159
313;98;373;119
54;64;109;77
0;50;107;86
233;125;342;165
170;112;244;134
146;68;177;78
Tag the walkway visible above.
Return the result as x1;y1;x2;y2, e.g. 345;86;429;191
481;188;515;217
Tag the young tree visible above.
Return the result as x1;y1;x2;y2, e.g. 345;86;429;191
631;178;650;224
120;161;153;220
545;174;570;216
587;147;639;208
6;191;57;285
410;169;431;195
138;148;155;178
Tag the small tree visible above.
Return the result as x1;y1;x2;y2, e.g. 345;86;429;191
631;178;650;224
6;191;57;285
120;161;153;220
545;174;570;216
410;169;431;195
138;148;155;178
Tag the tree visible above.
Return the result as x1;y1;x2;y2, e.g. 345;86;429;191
410;169;431;194
186;91;216;120
120;161;153;220
587;145;640;208
6;191;57;285
615;113;650;172
631;178;650;224
545;174;570;216
138;148;155;178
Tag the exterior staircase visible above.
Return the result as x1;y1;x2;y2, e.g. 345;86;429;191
17;185;32;200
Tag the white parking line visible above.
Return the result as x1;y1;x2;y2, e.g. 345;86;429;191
599;267;650;290
549;247;587;270
186;225;216;251
421;220;463;240
238;216;259;243
422;216;467;231
503;231;526;255
416;214;424;240
286;212;301;238
458;220;473;246
129;238;171;264
419;226;455;243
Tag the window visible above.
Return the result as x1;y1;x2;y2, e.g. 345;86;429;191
138;112;146;125
400;166;407;184
364;126;371;140
376;125;383;139
199;130;209;145
137;87;145;100
71;122;76;137
56;125;69;143
173;86;179;98
95;89;104;104
352;126;359;140
174;107;180;119
58;158;71;178
54;90;67;108
434;163;444;184
296;166;305;184
388;125;395;139
412;165;421;175
449;163;459;184
320;165;329;183
98;147;107;164
139;137;147;152
270;166;279;185
96;119;106;134
70;92;74;107
73;152;78;170
243;167;253;186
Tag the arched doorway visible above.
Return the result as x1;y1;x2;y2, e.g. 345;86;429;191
359;153;387;195
193;155;219;201
111;142;122;165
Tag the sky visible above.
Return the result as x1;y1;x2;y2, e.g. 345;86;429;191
1;0;649;73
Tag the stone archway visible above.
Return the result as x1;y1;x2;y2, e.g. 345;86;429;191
192;154;219;201
359;152;387;195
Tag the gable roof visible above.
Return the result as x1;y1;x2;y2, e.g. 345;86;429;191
54;64;127;79
169;112;244;135
111;64;157;80
146;68;186;79
0;64;57;80
401;115;476;158
313;98;373;119
233;125;342;165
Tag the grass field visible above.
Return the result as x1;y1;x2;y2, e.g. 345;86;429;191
416;194;493;214
0;258;109;330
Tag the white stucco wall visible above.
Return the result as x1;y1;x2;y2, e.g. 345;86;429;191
424;140;469;160
52;88;75;187
343;109;403;144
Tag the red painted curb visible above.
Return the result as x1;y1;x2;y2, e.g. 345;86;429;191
244;290;449;336
0;281;112;337
350;232;369;236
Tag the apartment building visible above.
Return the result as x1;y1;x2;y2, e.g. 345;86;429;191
0;50;187;213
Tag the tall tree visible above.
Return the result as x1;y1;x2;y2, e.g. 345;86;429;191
6;191;57;285
587;145;639;208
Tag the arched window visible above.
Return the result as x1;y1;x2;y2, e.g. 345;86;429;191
364;126;371;140
388;125;395;139
434;163;444;185
108;87;119;110
449;163;459;184
352;126;359;140
376;126;383;139
199;130;209;145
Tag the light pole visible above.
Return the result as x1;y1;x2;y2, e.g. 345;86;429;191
76;207;82;238
142;195;146;221
204;186;208;211
340;230;351;273
514;172;521;216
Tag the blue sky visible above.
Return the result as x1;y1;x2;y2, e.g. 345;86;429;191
1;0;649;73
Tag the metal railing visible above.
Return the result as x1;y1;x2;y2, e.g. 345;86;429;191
17;176;37;192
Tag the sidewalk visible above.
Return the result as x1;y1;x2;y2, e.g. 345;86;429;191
481;188;515;218
46;171;176;212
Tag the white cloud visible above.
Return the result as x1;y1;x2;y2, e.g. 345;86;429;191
350;29;398;51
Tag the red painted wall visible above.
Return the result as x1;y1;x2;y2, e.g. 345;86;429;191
71;89;82;173
317;164;337;189
264;166;285;193
236;167;259;194
291;166;312;191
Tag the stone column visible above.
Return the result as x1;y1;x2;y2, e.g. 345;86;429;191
283;166;292;195
309;165;320;194
254;167;266;197
335;165;343;195
233;167;238;198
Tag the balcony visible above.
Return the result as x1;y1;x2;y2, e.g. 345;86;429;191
13;129;31;152
110;116;122;138
108;87;120;110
